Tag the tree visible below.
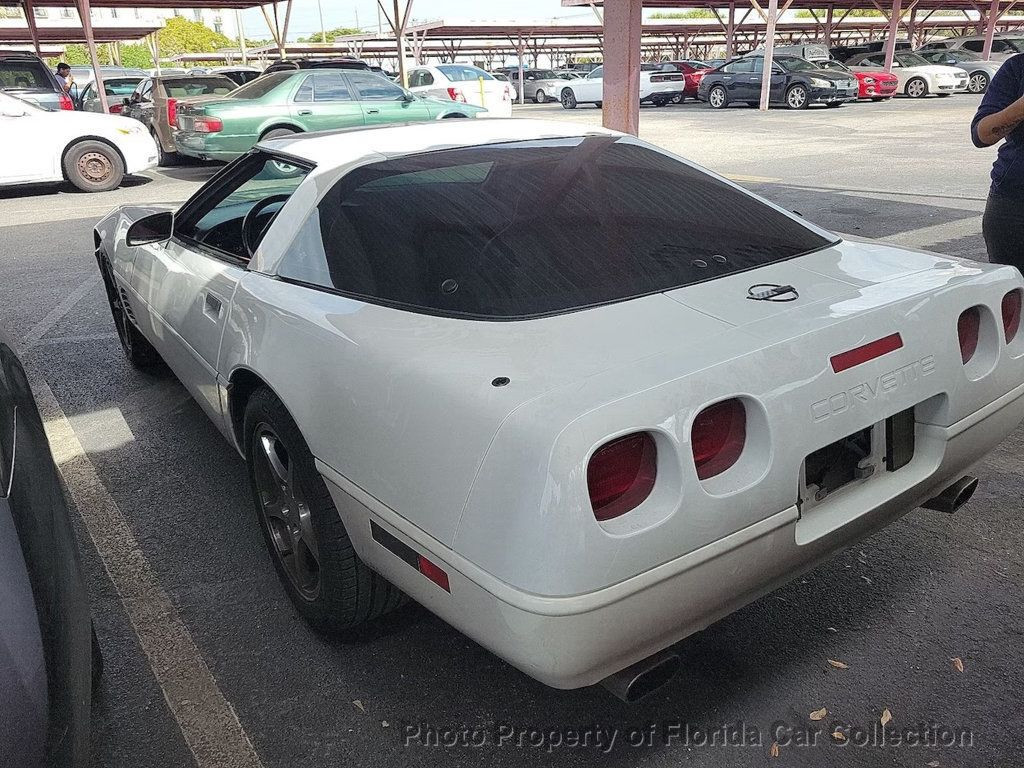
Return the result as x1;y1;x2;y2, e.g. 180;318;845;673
298;26;361;43
156;16;233;57
650;10;716;19
120;44;154;69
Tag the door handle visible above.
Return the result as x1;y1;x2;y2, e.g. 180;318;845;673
297;109;312;115
367;108;380;114
203;292;223;320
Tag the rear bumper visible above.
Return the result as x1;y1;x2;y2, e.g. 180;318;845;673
173;131;245;162
322;381;1024;690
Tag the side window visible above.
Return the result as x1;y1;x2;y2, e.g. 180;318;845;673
294;74;313;102
723;59;753;74
964;40;985;52
313;72;352;101
347;72;405;100
421;71;434;86
140;81;153;102
751;58;764;73
173;153;310;261
589;67;603;79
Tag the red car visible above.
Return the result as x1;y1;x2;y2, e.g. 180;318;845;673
819;60;898;100
657;60;712;101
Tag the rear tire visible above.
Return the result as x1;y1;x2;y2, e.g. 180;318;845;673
534;89;547;103
63;140;124;193
243;387;405;633
152;129;177;167
560;88;577;109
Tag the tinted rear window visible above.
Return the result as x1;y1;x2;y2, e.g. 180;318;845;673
0;60;51;89
228;72;293;99
162;77;235;97
279;138;833;320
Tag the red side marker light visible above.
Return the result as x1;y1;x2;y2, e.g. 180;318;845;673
830;333;903;373
417;555;450;592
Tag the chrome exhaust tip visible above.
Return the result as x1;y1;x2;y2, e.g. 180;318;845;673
922;476;978;514
600;651;681;703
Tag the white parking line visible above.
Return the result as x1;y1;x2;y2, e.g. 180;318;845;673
32;378;265;768
888;216;985;250
14;274;103;356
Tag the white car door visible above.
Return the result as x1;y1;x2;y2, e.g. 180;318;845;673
0;94;56;184
128;152;311;420
573;67;604;102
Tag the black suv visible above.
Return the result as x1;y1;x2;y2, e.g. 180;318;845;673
0;52;71;111
263;58;370;74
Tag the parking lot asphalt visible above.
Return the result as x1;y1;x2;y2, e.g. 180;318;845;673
1;95;1021;768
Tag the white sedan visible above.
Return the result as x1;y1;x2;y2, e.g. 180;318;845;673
94;119;1024;700
846;51;969;97
0;91;156;192
558;64;686;108
406;63;512;117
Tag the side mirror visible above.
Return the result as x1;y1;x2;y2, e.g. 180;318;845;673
122;97;131;106
401;91;415;102
126;211;173;247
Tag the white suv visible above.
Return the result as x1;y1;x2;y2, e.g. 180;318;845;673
918;34;1024;61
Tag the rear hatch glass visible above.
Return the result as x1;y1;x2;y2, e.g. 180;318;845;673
0;60;52;91
281;137;836;320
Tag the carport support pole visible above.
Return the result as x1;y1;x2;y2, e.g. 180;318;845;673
74;0;108;113
982;0;999;60
602;0;642;136
517;34;525;105
883;0;902;72
758;0;779;111
725;3;737;59
21;0;41;57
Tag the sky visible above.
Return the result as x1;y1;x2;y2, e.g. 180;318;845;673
238;0;601;41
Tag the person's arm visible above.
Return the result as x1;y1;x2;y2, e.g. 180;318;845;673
972;58;1024;148
975;95;1024;147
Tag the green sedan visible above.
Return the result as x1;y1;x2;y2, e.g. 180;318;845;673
173;69;486;162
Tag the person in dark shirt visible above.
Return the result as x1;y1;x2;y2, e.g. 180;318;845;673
972;54;1024;270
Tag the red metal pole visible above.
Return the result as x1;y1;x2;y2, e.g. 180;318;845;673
982;0;1000;60
75;0;108;113
602;0;642;135
883;0;902;72
22;0;41;57
759;0;779;111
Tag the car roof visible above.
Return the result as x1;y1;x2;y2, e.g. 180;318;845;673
260;118;619;165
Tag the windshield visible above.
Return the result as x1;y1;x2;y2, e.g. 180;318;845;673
280;137;834;320
817;60;851;72
777;57;820;72
895;52;930;67
1001;38;1024;52
228;72;293;99
437;65;494;81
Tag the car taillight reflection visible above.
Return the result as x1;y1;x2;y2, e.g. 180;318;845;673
692;399;746;480
587;433;657;521
1002;290;1021;343
958;307;981;364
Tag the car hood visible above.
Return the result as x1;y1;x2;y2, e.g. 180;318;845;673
852;69;896;80
803;68;858;83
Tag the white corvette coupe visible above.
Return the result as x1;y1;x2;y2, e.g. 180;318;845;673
94;120;1024;701
0;92;156;192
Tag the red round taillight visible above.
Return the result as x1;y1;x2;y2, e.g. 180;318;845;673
587;432;657;521
958;307;981;364
1001;290;1021;343
692;399;746;480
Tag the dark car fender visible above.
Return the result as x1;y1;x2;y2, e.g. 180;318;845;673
0;333;93;768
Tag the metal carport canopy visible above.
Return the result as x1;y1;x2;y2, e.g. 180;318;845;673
563;0;1020;132
0;25;159;43
0;0;291;112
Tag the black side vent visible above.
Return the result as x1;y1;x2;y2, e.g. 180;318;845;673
885;407;915;472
